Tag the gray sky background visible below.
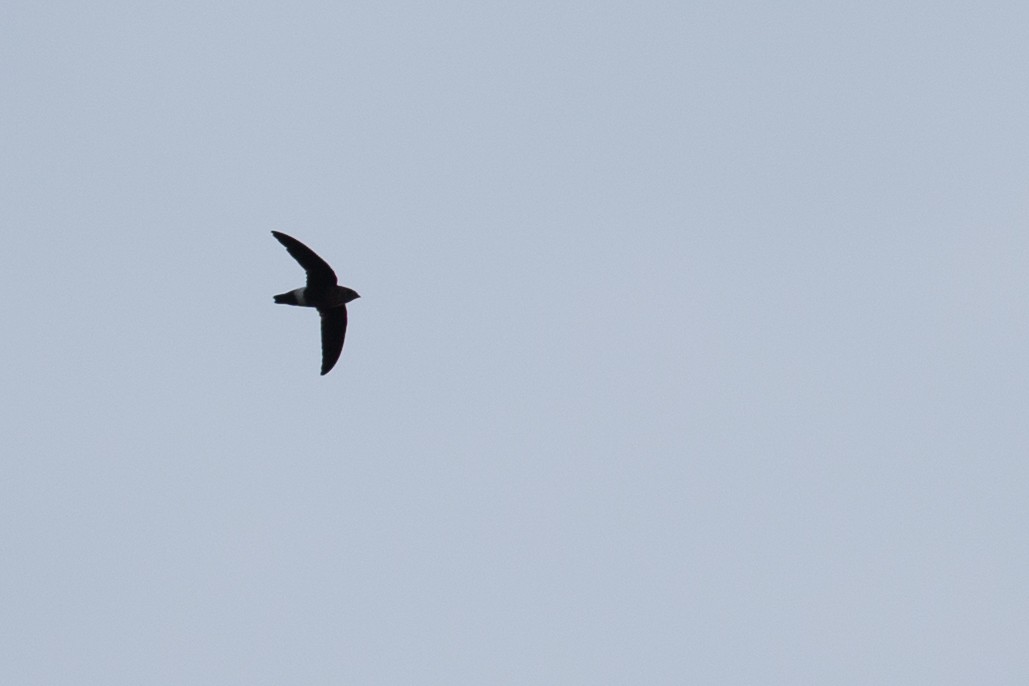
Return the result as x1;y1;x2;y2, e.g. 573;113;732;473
2;2;1028;683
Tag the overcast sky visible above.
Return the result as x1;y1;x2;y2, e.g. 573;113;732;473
3;2;1028;683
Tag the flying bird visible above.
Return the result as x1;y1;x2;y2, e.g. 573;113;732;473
271;231;360;375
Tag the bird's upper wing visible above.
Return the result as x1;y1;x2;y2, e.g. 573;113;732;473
319;306;348;376
272;231;338;290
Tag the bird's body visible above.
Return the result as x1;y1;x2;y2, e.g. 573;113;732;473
271;231;360;375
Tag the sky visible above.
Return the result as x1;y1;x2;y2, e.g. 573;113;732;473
2;2;1028;683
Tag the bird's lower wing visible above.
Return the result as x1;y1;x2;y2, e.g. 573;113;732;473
319;307;348;375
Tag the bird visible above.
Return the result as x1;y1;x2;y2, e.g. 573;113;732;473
271;231;360;375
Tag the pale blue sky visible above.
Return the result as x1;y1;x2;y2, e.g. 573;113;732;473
2;2;1028;683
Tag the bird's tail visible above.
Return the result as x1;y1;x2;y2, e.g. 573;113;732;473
274;290;300;305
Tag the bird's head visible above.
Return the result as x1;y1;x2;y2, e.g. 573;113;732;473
340;287;361;304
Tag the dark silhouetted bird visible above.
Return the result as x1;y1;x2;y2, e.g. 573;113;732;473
271;231;360;375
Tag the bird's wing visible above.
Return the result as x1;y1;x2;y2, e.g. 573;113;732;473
319;307;348;375
272;231;338;290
